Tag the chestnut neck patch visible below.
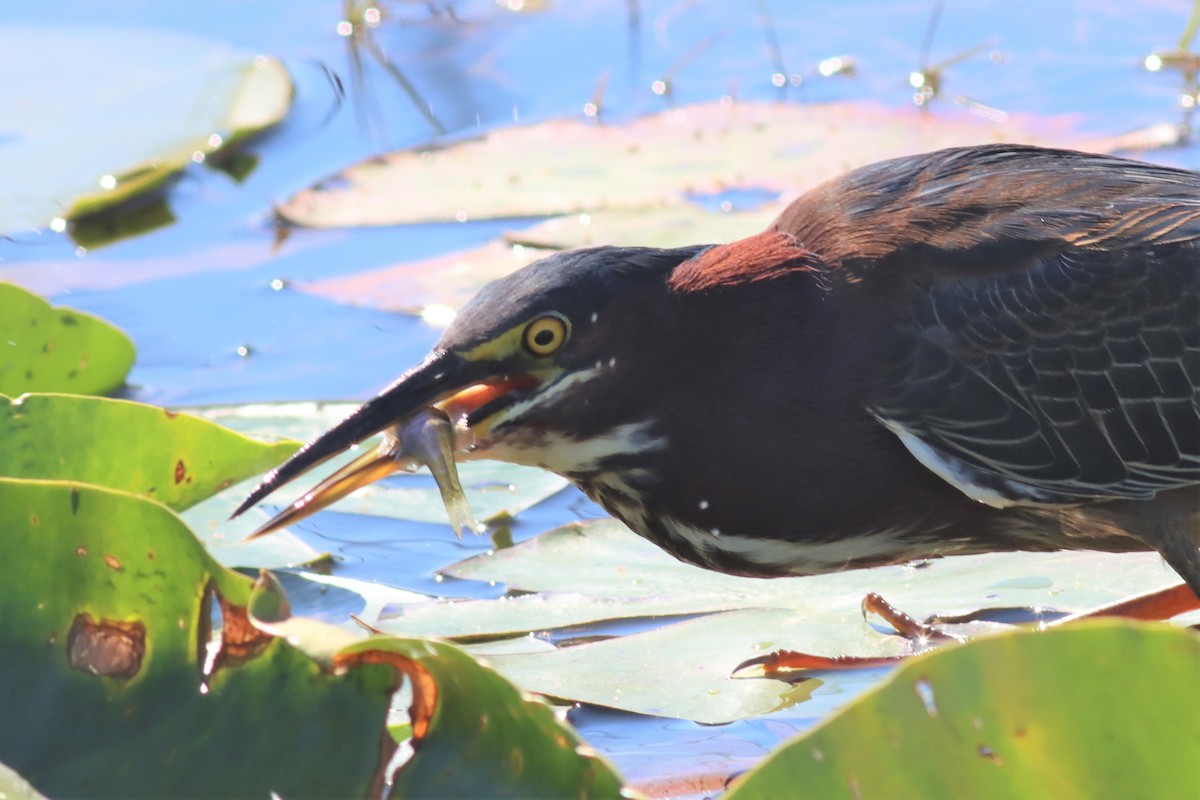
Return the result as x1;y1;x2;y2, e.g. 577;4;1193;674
668;230;822;293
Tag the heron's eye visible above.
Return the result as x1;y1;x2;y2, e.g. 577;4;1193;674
523;314;569;356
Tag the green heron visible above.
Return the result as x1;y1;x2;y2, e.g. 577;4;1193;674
234;144;1200;608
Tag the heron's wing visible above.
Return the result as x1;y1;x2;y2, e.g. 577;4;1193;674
783;145;1200;505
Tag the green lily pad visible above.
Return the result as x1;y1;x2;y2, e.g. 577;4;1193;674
248;568;624;799
336;637;624;799
0;24;292;235
0;284;135;395
726;622;1200;799
278;100;1084;228
0;393;299;511
197;401;570;526
0;478;396;798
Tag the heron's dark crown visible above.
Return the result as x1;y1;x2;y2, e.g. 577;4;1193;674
439;244;708;353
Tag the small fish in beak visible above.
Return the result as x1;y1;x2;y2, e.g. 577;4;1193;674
246;407;483;540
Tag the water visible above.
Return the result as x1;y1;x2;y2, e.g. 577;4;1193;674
2;0;1197;788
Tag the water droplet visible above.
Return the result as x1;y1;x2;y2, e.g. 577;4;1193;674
651;80;667;95
582;102;598;118
1144;54;1163;72
710;528;720;537
914;677;937;717
74;246;87;258
590;312;598;323
811;748;824;761
49;217;67;233
99;174;117;190
364;6;381;25
698;499;709;510
336;20;353;36
578;213;591;225
978;745;1002;764
208;133;224;148
191;151;205;164
770;72;786;87
269;278;287;291
236;344;253;358
455;210;469;222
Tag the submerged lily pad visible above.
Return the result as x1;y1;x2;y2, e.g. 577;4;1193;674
279;100;1082;228
0;24;292;235
726;622;1200;799
0;284;135;396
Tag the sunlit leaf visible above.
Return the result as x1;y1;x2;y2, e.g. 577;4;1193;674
0;393;299;511
0;285;134;396
337;637;624;799
726;622;1200;799
0;478;395;798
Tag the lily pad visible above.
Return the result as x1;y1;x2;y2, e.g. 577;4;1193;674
372;520;1190;722
279;100;1083;228
338;636;625;799
0;478;396;798
303;206;780;314
726;622;1200;799
0;24;292;235
0;284;135;396
0;393;299;511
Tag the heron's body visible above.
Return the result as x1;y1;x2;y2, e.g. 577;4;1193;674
237;144;1200;598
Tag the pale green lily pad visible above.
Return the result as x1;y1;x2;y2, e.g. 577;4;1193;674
196;402;570;526
0;286;135;396
371;520;1190;722
279;100;1083;228
181;482;328;569
0;24;291;234
725;622;1200;799
303;206;780;314
0;762;48;800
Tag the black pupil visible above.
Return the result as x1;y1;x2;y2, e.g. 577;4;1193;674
533;328;556;347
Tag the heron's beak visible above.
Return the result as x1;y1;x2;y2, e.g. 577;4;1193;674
231;349;537;537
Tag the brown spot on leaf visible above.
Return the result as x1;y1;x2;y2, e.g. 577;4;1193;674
203;588;272;674
978;745;1003;765
68;613;145;680
104;554;122;571
76;546;88;557
163;409;179;419
174;459;187;484
29;514;38;526
335;650;430;738
147;550;155;561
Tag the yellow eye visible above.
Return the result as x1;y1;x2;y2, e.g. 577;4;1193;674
523;314;569;356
